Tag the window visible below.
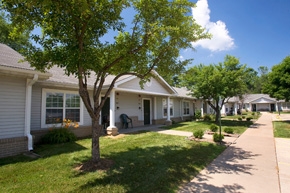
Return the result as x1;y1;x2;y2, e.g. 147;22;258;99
183;101;190;115
42;89;83;128
163;98;173;117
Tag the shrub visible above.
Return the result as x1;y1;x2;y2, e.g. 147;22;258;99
193;129;204;139
41;128;77;144
246;117;252;121
242;115;245;119
203;114;212;121
210;124;218;132
213;133;224;142
224;127;234;134
238;117;242;121
251;112;255;116
194;110;202;120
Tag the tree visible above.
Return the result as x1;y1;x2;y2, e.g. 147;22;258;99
2;0;209;163
181;55;249;122
263;56;290;101
0;11;31;53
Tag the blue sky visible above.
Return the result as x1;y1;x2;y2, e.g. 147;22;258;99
184;0;290;72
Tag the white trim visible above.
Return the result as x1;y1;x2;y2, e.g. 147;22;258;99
162;98;174;118
115;87;177;97
41;88;84;128
183;100;190;116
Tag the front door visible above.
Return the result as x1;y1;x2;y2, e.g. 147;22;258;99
143;99;150;125
270;104;275;111
252;104;256;112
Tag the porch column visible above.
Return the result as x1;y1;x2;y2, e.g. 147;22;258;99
201;101;204;117
154;97;157;120
165;96;172;125
234;103;237;115
107;88;118;136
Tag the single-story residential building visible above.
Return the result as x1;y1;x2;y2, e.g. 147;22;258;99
0;43;203;158
221;94;290;115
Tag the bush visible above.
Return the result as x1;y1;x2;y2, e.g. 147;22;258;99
213;133;224;142
251;112;255;116
194;110;202;120
242;115;245;119
238;117;242;121
210;124;218;132
203;114;212;121
41;128;77;144
246;117;252;121
224;127;234;134
193;129;204;139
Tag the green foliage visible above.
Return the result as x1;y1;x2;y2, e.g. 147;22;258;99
194;110;202;120
224;127;234;134
193;129;204;139
251;112;255;116
242;115;245;119
238;117;242;121
246;117;252;121
263;56;290;101
203;114;212;121
41;128;77;144
180;55;251;122
213;133;224;142
210;124;218;132
0;12;31;53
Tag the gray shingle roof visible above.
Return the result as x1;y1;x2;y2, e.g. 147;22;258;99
242;94;277;103
0;43;34;71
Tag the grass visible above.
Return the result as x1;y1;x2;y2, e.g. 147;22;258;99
0;131;226;193
273;121;290;138
163;119;253;134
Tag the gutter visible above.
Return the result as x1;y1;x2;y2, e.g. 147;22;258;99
25;74;38;151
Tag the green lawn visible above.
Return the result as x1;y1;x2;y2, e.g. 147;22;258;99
0;131;225;193
163;119;253;134
273;121;290;138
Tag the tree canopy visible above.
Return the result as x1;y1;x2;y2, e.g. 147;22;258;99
1;0;209;163
0;11;31;53
263;56;290;101
181;55;249;122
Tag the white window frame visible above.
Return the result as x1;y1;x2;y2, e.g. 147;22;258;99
41;89;84;128
162;98;174;118
183;101;190;115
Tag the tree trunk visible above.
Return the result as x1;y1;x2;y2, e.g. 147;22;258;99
91;119;102;163
215;109;220;124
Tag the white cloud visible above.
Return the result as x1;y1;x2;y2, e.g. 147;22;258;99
179;55;185;61
191;0;235;52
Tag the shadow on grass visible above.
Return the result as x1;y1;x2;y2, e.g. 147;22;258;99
0;142;87;166
179;146;261;193
71;141;259;193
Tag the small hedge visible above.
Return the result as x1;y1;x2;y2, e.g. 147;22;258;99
224;127;234;134
193;129;204;139
246;117;252;121
41;128;77;144
210;124;218;132
238;117;242;121
213;133;224;142
203;114;212;121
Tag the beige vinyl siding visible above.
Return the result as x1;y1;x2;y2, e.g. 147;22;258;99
119;77;172;94
0;76;26;138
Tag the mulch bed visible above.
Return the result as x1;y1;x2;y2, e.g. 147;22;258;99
74;158;114;172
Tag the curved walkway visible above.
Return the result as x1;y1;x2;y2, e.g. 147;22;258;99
178;112;290;193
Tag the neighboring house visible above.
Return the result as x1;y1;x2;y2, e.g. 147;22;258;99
0;44;201;158
223;94;290;114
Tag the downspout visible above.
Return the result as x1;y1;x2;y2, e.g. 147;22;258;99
25;74;38;151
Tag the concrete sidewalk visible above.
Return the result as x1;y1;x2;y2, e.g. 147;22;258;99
179;112;282;193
